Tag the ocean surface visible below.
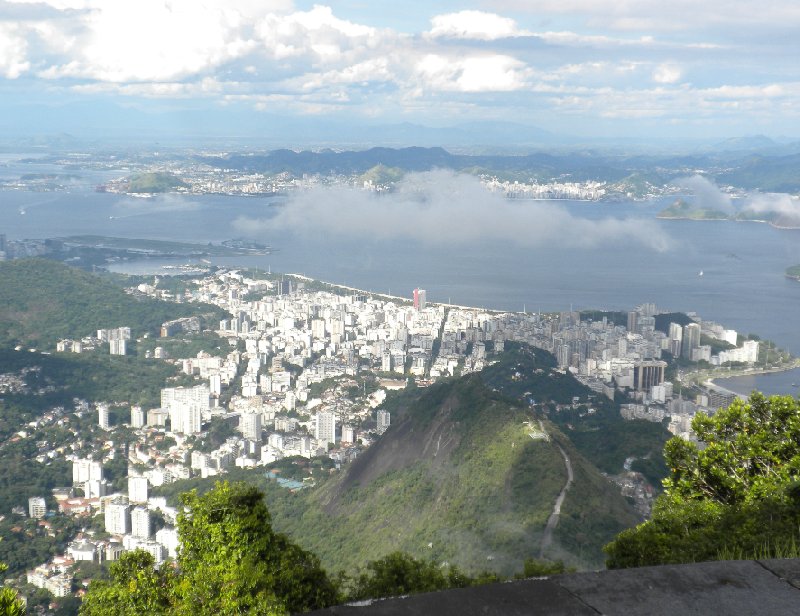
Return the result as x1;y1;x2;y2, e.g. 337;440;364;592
715;370;800;398
2;157;800;395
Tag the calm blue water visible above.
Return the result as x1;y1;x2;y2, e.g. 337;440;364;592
716;370;800;398
3;159;800;399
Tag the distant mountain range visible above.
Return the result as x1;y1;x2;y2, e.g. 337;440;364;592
197;144;800;192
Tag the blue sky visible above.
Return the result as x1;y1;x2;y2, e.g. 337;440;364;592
1;0;799;143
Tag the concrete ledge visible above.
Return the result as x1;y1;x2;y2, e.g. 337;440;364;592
307;559;800;615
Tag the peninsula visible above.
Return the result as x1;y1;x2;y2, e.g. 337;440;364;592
656;198;729;220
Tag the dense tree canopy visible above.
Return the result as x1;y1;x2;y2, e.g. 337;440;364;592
347;552;478;601
0;555;25;616
605;393;800;568
175;481;338;615
80;481;338;615
80;551;174;616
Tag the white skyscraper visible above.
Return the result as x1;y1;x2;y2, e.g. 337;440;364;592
131;506;151;539
128;476;149;504
311;319;326;339
84;479;109;498
105;498;130;535
98;404;110;430
179;405;203;435
377;410;391;434
162;385;209;434
28;496;46;519
315;411;336;447
73;458;103;484
156;526;179;559
131;405;145;429
109;338;127;355
210;373;222;396
239;411;263;442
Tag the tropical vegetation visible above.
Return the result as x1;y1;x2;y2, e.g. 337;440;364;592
605;393;800;567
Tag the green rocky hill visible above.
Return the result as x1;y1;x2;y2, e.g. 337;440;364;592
657;198;730;220
267;369;641;574
0;259;224;347
127;171;187;193
154;345;665;575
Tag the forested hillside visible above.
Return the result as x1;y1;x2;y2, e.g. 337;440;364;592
0;259;224;348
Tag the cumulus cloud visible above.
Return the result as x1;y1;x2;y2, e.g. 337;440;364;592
485;0;800;32
672;175;734;213
0;23;31;78
652;63;682;84
428;10;529;40
1;0;799;131
232;171;671;251
414;54;531;93
742;192;800;217
670;177;800;222
38;0;276;82
740;193;800;228
255;5;383;65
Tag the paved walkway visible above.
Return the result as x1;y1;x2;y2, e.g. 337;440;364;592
540;442;574;558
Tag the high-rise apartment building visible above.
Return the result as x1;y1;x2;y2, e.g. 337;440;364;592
104;498;130;535
377;410;391;434
682;323;701;359
128;476;148;504
315;411;336;447
28;496;47;519
131;506;151;539
633;360;667;391
627;311;639;333
109;338;127;355
98;404;111;430
240;411;263;442
73;458;103;484
413;288;427;311
131;405;145;429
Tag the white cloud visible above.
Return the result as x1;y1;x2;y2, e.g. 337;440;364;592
541;81;800;121
672;175;734;213
232;171;671;251
22;0;290;82
0;0;798;134
415;54;531;93
428;10;529;40
255;5;384;65
742;193;800;217
70;77;226;98
297;58;392;91
652;63;682;84
484;0;800;31
0;23;31;78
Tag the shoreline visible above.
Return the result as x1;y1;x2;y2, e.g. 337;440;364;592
286;273;508;313
657;214;800;230
707;361;800;395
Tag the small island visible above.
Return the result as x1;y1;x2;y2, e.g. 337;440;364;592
658;198;800;229
656;198;730;220
787;265;800;281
